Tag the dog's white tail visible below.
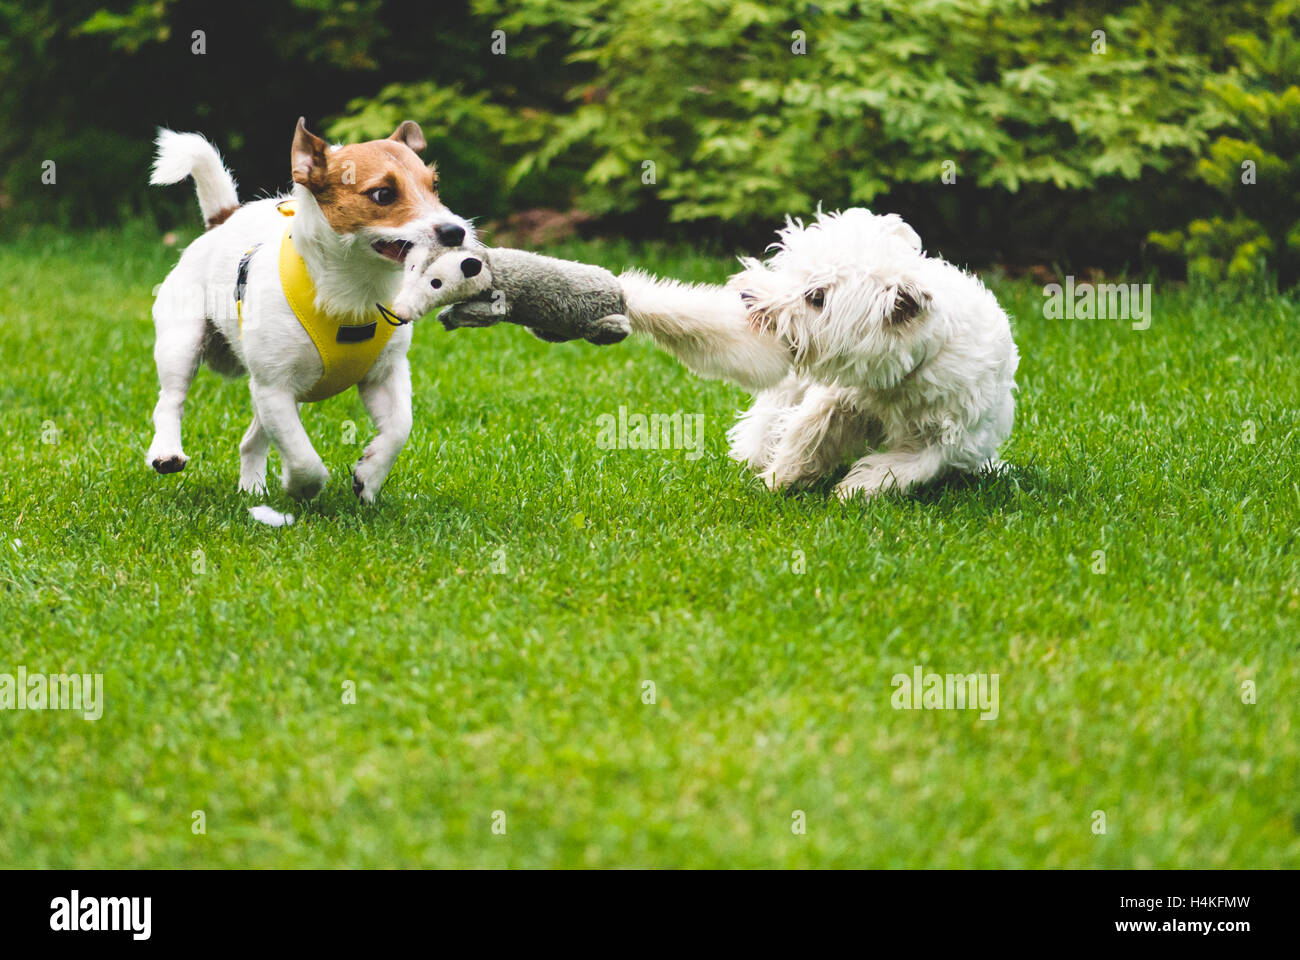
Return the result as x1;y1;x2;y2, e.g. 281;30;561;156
619;269;791;393
150;128;240;227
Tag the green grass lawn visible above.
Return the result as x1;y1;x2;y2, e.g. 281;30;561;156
1;223;1297;868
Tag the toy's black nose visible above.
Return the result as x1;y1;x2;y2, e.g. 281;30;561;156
460;257;482;278
435;223;466;247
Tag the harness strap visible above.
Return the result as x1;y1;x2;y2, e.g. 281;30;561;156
234;199;399;402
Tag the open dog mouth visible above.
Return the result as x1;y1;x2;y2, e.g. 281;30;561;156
371;239;413;263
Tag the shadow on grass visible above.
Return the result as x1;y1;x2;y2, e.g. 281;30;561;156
772;456;1062;517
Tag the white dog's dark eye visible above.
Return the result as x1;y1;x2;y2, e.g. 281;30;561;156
367;186;397;205
807;289;826;308
430;278;443;289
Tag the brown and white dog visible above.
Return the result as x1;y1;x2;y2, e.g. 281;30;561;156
147;118;473;501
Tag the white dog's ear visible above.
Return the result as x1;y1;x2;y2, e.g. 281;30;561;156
886;281;931;325
879;213;922;253
291;117;329;192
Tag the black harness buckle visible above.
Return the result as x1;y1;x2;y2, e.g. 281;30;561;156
235;243;261;305
336;322;378;343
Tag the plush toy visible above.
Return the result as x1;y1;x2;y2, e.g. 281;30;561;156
392;246;630;346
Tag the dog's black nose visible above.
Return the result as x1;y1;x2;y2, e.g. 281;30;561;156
460;257;482;278
436;223;466;247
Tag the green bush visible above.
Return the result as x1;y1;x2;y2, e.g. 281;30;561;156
4;0;1294;279
473;0;1215;222
331;0;1281;268
1147;0;1300;287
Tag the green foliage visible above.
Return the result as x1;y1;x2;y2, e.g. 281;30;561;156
322;0;1287;268
2;0;1295;276
1150;217;1275;289
1147;1;1300;286
327;82;580;221
476;0;1215;223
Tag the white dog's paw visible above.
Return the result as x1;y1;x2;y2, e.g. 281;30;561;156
834;475;886;501
147;447;188;474
282;461;329;500
727;431;772;470
759;467;795;492
351;451;389;504
237;472;267;496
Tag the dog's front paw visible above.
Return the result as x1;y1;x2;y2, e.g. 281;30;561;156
351;451;389;504
728;435;772;471
283;461;329;500
759;467;795;492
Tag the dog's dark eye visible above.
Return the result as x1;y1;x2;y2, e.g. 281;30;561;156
367;186;397;206
430;278;443;289
806;289;826;308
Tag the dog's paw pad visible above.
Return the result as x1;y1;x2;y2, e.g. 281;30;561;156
152;455;187;475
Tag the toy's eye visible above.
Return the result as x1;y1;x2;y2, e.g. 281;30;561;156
430;278;443;289
367;186;397;205
806;289;825;309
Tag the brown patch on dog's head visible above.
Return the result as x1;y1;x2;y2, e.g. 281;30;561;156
290;117;439;237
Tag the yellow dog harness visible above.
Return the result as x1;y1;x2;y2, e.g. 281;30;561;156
237;200;403;402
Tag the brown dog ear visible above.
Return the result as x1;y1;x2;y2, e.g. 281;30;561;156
389;120;427;154
888;283;931;325
291;117;329;191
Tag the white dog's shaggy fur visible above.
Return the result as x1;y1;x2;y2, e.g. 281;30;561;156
621;208;1019;499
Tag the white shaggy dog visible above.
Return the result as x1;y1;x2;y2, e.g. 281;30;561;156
621;208;1019;499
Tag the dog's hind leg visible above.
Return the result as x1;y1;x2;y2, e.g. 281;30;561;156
146;283;207;474
835;444;949;501
237;411;270;495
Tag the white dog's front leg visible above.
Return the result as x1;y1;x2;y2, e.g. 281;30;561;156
727;373;811;470
619;270;791;392
760;384;864;491
352;357;413;503
249;380;329;500
835;445;948;501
